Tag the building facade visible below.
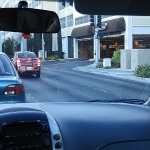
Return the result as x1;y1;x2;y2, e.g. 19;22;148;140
58;2;150;60
0;0;150;62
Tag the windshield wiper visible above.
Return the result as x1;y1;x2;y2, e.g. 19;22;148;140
88;99;146;105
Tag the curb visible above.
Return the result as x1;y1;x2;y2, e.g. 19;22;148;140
74;67;150;84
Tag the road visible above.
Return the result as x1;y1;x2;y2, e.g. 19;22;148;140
22;60;150;103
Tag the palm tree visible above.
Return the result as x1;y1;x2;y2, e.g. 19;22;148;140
2;37;14;58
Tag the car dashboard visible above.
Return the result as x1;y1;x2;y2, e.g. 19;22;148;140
0;102;150;150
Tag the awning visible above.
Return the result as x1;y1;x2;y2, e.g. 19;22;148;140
71;25;93;38
71;17;126;38
102;17;125;34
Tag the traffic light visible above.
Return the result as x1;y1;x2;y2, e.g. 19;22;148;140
90;15;95;26
99;32;104;38
18;1;28;8
97;15;101;28
68;0;73;6
62;0;65;6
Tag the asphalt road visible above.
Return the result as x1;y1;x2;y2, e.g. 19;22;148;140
22;60;150;103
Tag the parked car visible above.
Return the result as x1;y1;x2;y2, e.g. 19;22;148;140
0;52;26;103
12;51;41;78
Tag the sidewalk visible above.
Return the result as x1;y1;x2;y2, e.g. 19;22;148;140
41;58;85;62
74;64;150;84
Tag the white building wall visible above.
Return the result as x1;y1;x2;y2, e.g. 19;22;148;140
42;1;57;52
60;6;74;38
132;16;150;34
132;26;150;34
58;5;74;58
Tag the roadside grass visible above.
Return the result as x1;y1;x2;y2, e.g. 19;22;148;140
45;55;60;60
96;62;103;68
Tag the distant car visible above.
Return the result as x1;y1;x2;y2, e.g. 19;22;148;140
0;52;26;103
12;51;41;78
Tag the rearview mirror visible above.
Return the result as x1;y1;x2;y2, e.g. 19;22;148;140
0;8;60;33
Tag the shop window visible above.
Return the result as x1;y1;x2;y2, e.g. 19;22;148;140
75;15;90;25
67;15;73;27
118;44;124;49
60;17;66;29
109;45;115;48
146;43;150;48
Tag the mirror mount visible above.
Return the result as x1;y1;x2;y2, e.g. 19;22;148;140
18;1;30;36
18;1;28;8
22;33;30;39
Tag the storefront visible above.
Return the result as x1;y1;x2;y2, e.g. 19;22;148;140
133;35;150;49
71;17;126;59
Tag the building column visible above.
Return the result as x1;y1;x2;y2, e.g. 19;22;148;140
21;39;27;52
124;16;133;49
73;38;78;58
121;16;133;69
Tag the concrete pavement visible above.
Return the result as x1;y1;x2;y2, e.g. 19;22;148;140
74;64;150;84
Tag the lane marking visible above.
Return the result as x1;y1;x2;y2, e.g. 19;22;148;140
101;90;106;92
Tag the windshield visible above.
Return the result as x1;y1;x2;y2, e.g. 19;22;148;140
18;52;37;58
0;0;150;103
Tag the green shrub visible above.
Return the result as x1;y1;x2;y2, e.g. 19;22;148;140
111;60;120;68
111;48;121;62
96;62;103;68
46;55;59;60
103;66;112;69
134;64;150;78
111;48;121;68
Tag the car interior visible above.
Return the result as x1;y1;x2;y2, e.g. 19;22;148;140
0;0;150;150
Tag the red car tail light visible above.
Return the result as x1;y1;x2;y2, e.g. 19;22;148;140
37;59;41;66
4;85;24;95
17;59;21;66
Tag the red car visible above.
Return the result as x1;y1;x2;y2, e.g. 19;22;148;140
12;51;41;78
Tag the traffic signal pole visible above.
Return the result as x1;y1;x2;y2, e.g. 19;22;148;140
90;15;101;64
94;15;100;64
